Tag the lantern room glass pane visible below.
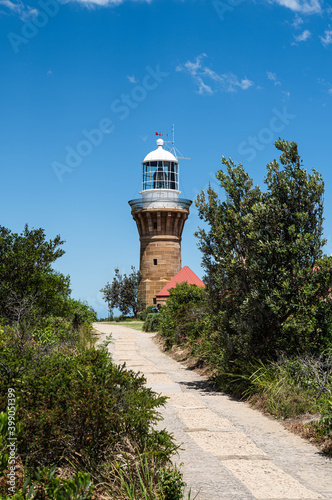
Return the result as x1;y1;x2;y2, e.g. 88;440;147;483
142;161;179;191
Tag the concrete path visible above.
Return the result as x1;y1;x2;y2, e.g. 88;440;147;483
93;323;332;500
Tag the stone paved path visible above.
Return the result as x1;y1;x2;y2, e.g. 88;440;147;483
93;323;332;500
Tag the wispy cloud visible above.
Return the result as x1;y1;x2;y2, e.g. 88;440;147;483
267;0;322;14
176;54;254;95
293;29;311;42
0;0;38;19
127;75;138;83
320;29;332;47
267;71;281;85
292;15;304;27
62;0;152;6
318;77;332;95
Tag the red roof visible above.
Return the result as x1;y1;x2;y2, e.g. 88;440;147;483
156;266;205;298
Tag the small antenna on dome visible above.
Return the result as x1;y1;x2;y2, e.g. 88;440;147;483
163;124;190;161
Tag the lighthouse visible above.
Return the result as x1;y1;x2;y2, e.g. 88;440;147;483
129;138;192;307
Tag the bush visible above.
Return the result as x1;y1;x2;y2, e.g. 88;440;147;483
157;465;185;500
139;306;156;322
68;300;97;330
115;314;134;322
0;323;182;498
143;313;161;332
8;348;169;469
158;283;206;348
1;466;94;500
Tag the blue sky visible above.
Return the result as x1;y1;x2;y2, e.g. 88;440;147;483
1;0;332;317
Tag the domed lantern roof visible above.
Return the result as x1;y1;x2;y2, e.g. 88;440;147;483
143;139;178;163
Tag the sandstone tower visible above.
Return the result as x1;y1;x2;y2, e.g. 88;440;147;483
129;138;192;307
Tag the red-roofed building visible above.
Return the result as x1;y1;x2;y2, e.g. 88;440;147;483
155;266;205;305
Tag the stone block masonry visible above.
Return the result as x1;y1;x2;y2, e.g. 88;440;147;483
131;207;189;306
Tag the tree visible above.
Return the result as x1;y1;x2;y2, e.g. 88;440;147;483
101;266;144;317
0;224;71;326
195;139;332;359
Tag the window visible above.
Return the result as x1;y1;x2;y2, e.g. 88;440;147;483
154;222;157;229
153;298;157;304
142;161;179;190
153;259;158;265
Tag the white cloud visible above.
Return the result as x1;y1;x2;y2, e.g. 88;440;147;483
196;77;214;95
127;75;138;83
294;29;311;41
177;54;254;95
292;15;304;27
318;77;332;95
0;0;38;19
320;30;332;47
62;0;151;6
267;71;277;81
269;0;322;14
266;71;281;85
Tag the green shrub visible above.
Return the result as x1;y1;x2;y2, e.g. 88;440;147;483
143;313;161;332
157;465;185;500
9;348;169;469
1;466;94;500
0;319;182;497
139;306;156;322
110;453;185;500
314;397;332;437
158;283;206;348
115;314;132;322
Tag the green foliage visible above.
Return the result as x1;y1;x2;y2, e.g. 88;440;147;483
143;313;161;333
0;225;71;326
7;349;167;468
66;299;97;329
111;452;157;500
1;466;94;500
101;266;145;318
195;139;332;362
0;323;181;497
157;465;185;500
0;223;184;495
237;358;317;418
315;397;332;436
0;409;9;475
158;283;206;349
111;454;185;500
139;306;156;322
115;314;132;322
32;466;93;500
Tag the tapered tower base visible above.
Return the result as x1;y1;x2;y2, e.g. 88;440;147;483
130;207;189;307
